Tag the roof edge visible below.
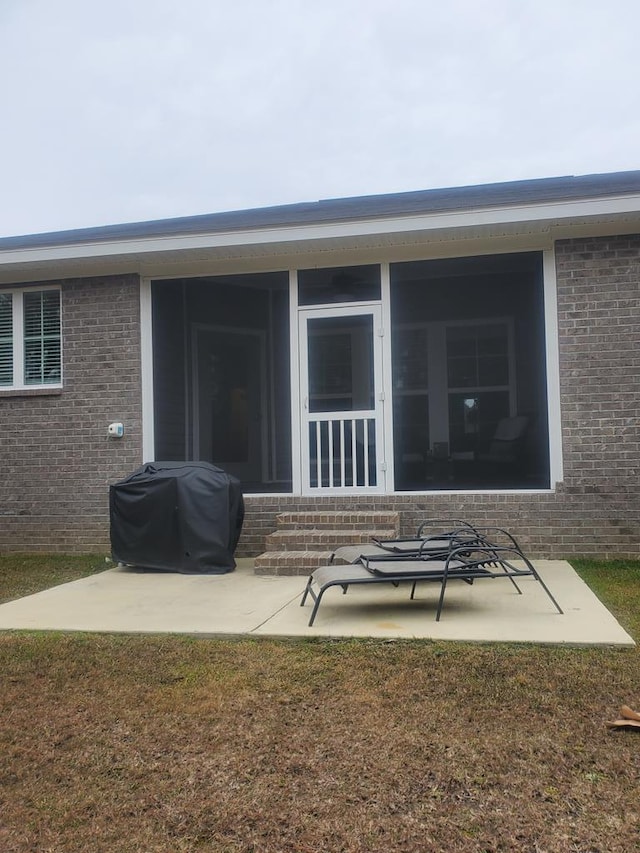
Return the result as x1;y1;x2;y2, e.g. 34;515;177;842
2;170;640;252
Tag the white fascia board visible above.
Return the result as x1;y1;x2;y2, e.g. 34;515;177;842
2;193;640;267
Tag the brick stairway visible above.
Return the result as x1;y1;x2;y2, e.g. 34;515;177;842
253;510;400;576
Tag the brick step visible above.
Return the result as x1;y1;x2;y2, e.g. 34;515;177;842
275;510;400;531
265;528;396;552
254;550;334;577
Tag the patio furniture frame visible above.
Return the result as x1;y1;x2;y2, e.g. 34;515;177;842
331;519;523;565
301;545;563;627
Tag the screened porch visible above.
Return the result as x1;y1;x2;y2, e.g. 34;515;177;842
151;251;551;494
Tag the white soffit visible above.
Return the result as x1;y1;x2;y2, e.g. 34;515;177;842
1;192;640;283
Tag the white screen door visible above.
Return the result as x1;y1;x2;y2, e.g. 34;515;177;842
299;305;385;492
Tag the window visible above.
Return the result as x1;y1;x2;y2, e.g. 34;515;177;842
0;288;61;389
0;293;13;385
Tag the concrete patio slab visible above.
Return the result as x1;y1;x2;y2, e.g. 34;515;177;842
0;558;634;646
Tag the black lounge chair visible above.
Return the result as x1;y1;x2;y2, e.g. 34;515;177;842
331;519;521;565
301;545;563;627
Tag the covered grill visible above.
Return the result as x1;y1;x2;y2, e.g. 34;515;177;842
110;462;244;574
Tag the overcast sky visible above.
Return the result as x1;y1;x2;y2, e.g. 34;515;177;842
1;0;639;238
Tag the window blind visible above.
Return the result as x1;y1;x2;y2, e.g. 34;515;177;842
0;293;12;386
23;290;61;385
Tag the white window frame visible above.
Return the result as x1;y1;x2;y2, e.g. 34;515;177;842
0;286;62;391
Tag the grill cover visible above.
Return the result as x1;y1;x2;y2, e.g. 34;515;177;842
109;462;244;574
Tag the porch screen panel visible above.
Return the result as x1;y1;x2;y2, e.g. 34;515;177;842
390;251;550;490
298;264;381;306
392;325;429;490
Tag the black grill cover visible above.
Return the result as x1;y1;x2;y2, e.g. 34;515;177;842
109;462;244;574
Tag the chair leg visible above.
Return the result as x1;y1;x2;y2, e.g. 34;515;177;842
528;563;564;614
308;586;326;626
512;551;563;614
300;576;315;606
435;573;449;621
497;558;523;594
483;547;523;594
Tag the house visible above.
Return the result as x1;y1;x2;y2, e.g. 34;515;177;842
0;171;638;558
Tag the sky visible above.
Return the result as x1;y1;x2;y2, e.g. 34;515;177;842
1;0;639;238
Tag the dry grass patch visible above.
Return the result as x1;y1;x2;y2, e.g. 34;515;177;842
0;556;639;851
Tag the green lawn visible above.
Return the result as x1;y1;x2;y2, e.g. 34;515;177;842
0;553;108;604
1;554;639;852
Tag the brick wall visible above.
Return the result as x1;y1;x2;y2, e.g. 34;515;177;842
0;274;143;552
1;234;638;559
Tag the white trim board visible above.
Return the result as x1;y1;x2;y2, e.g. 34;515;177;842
3;193;640;268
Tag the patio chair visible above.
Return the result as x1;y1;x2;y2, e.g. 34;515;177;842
479;415;530;465
331;517;476;564
331;518;520;565
452;416;531;486
300;545;563;626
